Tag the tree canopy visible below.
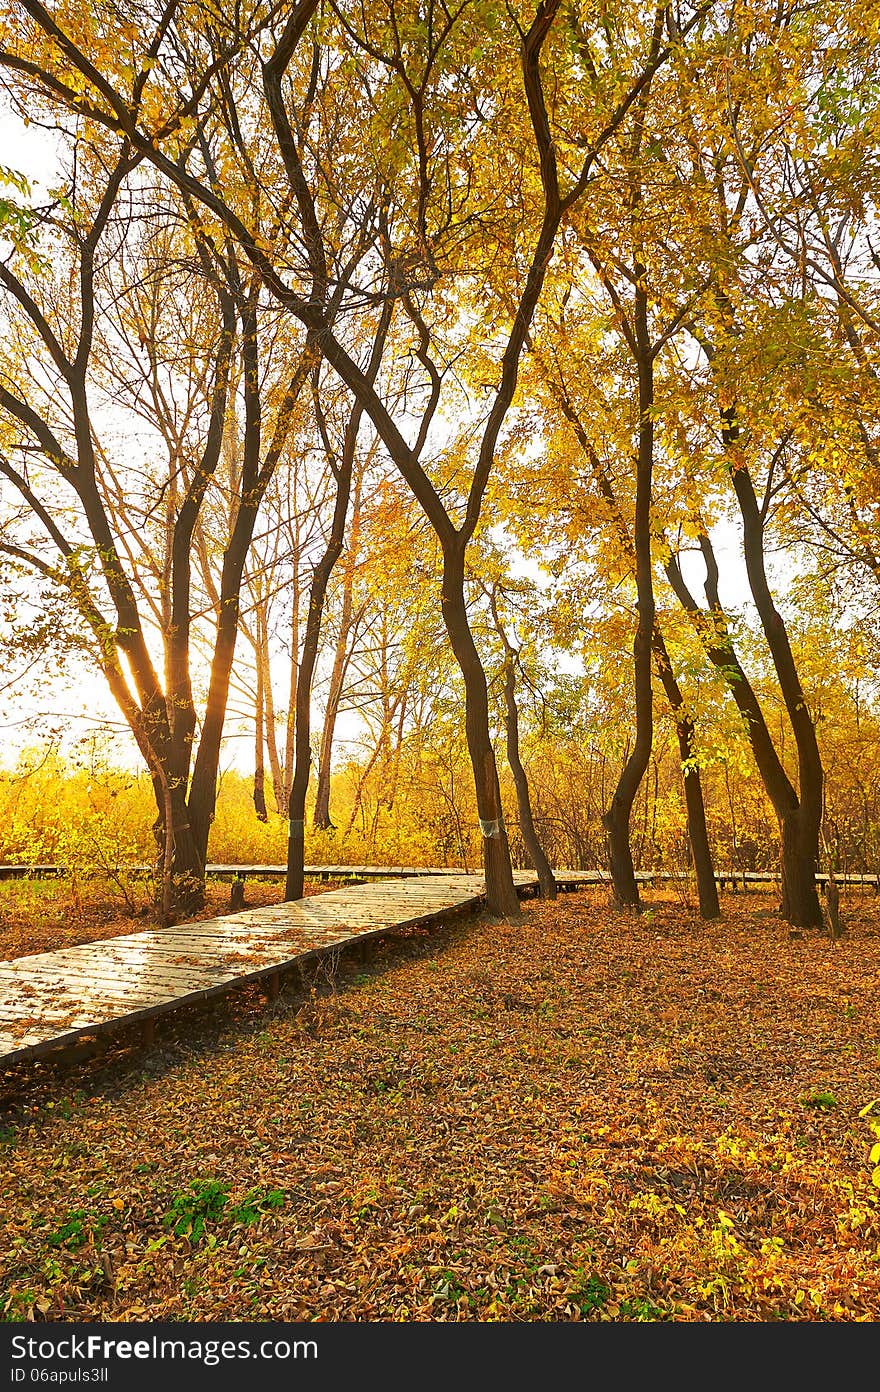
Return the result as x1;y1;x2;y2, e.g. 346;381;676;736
1;0;879;926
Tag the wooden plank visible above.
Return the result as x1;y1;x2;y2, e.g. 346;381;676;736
2;862;879;886
0;958;272;996
0;936;354;995
4;849;877;1068
0;871;499;1066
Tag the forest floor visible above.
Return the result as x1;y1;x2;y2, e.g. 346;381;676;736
1;883;879;1322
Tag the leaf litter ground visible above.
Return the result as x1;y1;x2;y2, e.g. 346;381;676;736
1;886;879;1322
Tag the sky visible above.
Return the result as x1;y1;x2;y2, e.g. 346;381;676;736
0;98;761;777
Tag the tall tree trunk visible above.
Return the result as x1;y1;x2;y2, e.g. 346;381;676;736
185;294;313;879
502;654;556;899
253;611;268;822
286;502;350;899
486;588;555;898
441;547;520;918
727;440;823;928
651;627;719;918
604;289;655;910
286;312;391;896
187;498;261;865
665;533;819;924
313;474;363;829
281;561;300;818
253;592;285;815
689;300;824;928
149;772;205;917
548;373;715;910
312;636;351;829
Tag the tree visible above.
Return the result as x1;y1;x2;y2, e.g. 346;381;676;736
0;147;310;913
1;0;709;914
482;575;556;898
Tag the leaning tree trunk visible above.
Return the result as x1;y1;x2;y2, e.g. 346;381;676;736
312;603;357;830
725;418;823;930
604;287;655;911
314;475;363;830
285;312;392;896
604;609;653;908
253;618;268;822
502;654;556;899
285;522;348;901
665;533;819;926
651;627;719;919
442;548;521;918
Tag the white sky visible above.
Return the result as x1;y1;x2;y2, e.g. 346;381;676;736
0;100;759;775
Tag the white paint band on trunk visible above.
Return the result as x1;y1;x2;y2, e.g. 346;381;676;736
479;818;503;838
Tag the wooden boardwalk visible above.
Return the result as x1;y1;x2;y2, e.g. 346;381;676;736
1;862;873;888
0;857;864;1069
0;872;537;1068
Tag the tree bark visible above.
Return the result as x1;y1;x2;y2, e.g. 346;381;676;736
280;548;301;818
486;587;555;899
285;491;349;900
149;774;205;917
502;654;556;898
441;548;521;918
253;611;268;822
651;627;719;918
725;435;824;929
313;474;364;829
253;592;285;815
286;311;392;899
604;286;655;910
664;531;820;926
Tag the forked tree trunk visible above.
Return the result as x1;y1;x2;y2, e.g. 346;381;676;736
502;656;556;898
150;775;205;918
665;534;820;927
651;627;719;919
442;549;520;918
